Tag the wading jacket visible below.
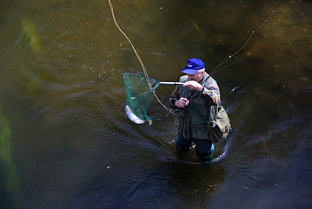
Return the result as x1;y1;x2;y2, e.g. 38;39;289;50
170;72;221;140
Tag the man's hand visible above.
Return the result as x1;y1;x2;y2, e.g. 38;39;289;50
175;97;189;108
183;81;202;91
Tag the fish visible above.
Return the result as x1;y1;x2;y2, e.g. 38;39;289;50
125;105;145;124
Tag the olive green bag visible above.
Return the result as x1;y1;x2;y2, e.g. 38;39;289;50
208;106;232;142
194;104;232;142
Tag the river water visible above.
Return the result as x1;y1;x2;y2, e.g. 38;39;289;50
0;0;312;208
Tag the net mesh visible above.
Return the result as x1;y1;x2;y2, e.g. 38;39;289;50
123;73;159;123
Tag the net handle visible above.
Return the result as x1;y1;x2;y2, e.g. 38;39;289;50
158;81;184;85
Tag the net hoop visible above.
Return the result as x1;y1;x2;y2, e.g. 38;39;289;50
123;73;159;98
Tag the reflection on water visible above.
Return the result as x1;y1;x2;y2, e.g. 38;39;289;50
0;111;21;209
22;18;40;55
0;0;312;208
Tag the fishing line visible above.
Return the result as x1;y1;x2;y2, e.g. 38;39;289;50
209;0;302;77
209;0;285;77
107;0;177;117
216;0;302;74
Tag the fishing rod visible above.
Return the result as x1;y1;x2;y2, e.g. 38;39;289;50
209;0;286;78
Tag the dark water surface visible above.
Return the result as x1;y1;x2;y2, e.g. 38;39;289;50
1;0;312;208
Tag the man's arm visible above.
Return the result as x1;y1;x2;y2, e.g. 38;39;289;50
201;86;221;105
183;81;221;105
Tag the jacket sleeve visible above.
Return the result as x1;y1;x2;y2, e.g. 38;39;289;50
169;87;180;108
201;85;221;105
169;75;187;108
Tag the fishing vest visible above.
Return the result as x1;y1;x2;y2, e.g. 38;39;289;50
176;73;219;140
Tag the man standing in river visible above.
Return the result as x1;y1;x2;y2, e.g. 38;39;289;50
169;58;221;162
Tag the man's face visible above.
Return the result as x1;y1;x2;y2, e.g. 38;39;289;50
187;70;204;82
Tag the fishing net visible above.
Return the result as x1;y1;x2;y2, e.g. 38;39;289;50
123;73;159;124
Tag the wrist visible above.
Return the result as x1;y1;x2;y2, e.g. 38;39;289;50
173;98;178;106
198;86;205;93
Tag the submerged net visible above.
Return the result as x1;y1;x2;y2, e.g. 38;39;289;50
123;73;159;124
